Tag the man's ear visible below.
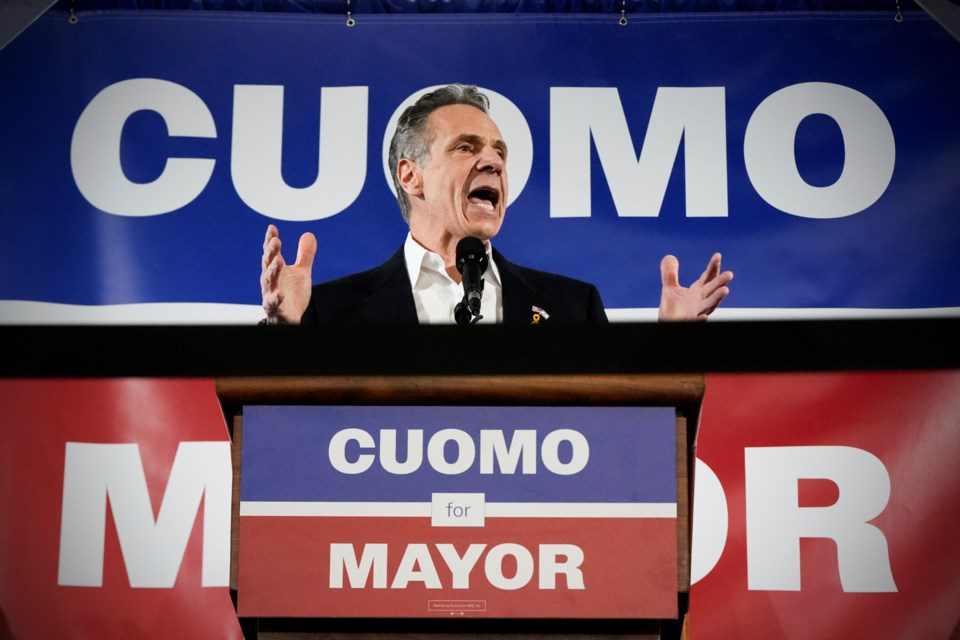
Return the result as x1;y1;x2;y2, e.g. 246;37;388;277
397;158;423;198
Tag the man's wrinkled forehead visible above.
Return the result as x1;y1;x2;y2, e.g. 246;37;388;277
424;104;507;153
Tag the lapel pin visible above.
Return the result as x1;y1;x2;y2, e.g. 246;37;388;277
531;305;550;324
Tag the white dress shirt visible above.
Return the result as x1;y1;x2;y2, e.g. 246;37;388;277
403;232;503;324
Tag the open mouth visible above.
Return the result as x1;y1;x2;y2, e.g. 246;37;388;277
467;187;500;212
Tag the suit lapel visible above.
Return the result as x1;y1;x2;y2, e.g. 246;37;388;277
494;249;538;325
358;247;419;324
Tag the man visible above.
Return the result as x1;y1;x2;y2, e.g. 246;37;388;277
261;84;732;325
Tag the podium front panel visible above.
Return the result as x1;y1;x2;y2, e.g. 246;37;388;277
236;405;677;619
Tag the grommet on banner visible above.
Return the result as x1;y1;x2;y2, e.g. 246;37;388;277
346;0;356;26
619;0;628;25
894;0;902;22
68;0;78;23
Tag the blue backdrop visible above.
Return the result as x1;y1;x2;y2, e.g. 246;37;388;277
1;11;958;321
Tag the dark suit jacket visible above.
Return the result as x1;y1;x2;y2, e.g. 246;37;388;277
301;246;607;325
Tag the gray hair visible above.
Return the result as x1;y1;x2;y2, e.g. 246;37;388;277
388;84;490;223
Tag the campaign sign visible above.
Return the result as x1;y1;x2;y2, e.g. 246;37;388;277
237;405;677;618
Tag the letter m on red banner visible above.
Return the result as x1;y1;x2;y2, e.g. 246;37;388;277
0;379;242;639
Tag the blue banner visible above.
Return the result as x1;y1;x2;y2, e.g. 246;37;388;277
1;11;958;322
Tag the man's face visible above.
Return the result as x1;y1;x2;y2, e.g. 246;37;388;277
407;104;509;242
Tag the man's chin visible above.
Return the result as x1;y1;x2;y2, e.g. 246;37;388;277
464;215;503;241
468;228;501;243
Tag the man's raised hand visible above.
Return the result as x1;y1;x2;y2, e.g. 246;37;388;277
260;224;317;325
658;253;733;321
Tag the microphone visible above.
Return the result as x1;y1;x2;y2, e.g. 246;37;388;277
454;236;488;326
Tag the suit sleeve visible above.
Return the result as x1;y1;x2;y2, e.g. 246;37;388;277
587;284;609;324
300;291;318;324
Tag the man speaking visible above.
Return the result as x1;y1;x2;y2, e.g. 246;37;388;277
260;84;732;325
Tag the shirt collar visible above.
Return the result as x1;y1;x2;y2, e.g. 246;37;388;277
403;232;502;289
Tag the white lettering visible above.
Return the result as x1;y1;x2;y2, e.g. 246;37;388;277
379;429;423;474
231;85;368;220
329;428;589;476
436;543;486;589
690;458;729;585
57;441;231;588
329;543;387;588
426;428;476;475
484;543;535;590
540;429;589;475
328;428;375;474
71;78;216;216
550;86;728;218
538;544;585;589
744;446;897;592
72;80;895;223
744;82;895;219
391;543;441;589
479;429;537;474
331;543;584;591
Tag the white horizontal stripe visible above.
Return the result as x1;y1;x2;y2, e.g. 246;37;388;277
487;502;676;518
2;300;958;325
241;501;430;517
240;501;675;519
606;306;960;322
0;301;265;325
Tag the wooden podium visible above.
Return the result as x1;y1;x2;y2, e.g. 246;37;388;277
217;373;704;640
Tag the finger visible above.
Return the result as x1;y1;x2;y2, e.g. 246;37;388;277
261;253;285;295
262;224;280;255
260;268;271;298
261;235;281;271
698;269;734;297
260;240;279;270
262;291;280;315
262;291;287;324
698;252;722;285
261;253;276;291
294;232;317;269
698;285;730;316
263;224;278;245
660;255;680;288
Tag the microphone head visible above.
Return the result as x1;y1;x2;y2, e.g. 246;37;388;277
455;236;488;275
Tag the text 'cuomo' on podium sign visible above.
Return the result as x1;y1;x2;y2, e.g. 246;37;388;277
236;405;677;618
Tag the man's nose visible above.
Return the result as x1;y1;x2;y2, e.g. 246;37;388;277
477;147;504;173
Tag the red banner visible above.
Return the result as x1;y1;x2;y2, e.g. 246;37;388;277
691;371;960;639
4;373;959;637
0;379;242;640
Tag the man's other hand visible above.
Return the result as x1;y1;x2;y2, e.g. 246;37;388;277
260;224;316;325
659;253;733;321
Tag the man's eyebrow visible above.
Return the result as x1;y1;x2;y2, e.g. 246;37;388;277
451;134;508;155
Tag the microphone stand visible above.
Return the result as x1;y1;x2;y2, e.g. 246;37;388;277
454;298;482;325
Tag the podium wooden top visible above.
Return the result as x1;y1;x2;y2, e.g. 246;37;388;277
216;373;705;407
